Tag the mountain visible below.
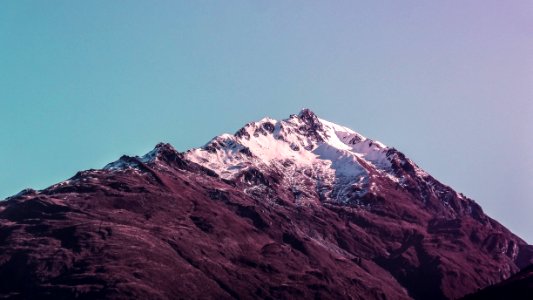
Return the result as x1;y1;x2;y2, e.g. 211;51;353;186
1;109;531;299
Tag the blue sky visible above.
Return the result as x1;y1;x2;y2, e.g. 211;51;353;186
1;1;532;242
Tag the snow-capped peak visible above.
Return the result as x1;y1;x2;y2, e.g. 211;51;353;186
187;109;391;171
183;109;410;204
100;109;463;211
102;109;425;205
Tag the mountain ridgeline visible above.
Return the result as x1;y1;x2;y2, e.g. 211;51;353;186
1;109;531;299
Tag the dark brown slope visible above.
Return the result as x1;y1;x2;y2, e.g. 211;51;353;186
0;145;531;299
462;264;533;300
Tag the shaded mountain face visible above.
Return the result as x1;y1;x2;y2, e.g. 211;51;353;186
462;265;533;300
1;109;531;299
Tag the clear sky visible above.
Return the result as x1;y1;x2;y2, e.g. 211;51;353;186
1;1;531;242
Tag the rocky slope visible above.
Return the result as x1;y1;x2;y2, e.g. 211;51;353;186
1;109;531;299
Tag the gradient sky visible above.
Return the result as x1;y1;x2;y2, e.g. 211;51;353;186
1;1;532;242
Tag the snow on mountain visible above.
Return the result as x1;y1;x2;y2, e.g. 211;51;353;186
181;109;419;205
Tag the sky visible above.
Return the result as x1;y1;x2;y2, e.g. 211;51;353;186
0;1;531;241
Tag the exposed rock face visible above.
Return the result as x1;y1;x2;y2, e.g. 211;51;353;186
1;110;531;299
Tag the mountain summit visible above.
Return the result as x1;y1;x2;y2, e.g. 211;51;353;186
1;110;531;299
